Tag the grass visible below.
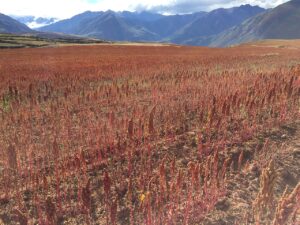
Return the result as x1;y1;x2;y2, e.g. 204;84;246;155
0;33;174;49
0;33;106;48
242;39;300;49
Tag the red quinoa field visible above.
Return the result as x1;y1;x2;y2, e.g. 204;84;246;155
0;44;299;225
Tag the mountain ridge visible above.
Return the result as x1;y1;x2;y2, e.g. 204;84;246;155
167;4;265;44
0;13;32;33
38;5;265;44
209;0;300;47
11;15;58;28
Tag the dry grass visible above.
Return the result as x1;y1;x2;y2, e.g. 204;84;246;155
242;39;300;49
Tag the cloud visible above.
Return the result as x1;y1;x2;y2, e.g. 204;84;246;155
1;0;92;18
0;0;290;18
135;0;234;14
0;0;168;18
135;0;290;14
245;0;289;8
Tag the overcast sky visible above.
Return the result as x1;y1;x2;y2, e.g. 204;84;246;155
0;0;290;18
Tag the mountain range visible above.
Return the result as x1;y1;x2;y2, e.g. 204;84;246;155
0;14;107;42
38;5;265;43
1;0;300;47
11;16;58;28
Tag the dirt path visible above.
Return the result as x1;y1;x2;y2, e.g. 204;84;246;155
203;122;300;225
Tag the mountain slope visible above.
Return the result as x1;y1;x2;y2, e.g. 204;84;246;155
39;5;265;43
117;11;165;22
38;11;102;34
169;4;265;44
144;12;206;38
77;12;159;41
210;0;300;47
0;13;32;33
39;11;158;41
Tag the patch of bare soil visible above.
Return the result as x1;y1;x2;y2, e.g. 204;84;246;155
203;122;300;225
